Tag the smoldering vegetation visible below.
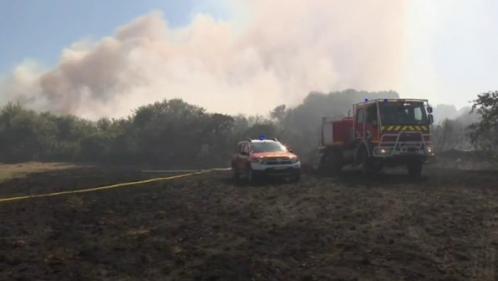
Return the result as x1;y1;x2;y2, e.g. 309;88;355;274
430;91;498;169
0;89;497;169
0;89;395;167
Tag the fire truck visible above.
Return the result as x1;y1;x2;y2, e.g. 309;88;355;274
312;99;435;177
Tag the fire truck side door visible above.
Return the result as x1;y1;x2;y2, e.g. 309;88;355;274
366;105;379;140
355;108;365;140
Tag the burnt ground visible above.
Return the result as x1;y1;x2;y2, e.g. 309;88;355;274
1;166;498;281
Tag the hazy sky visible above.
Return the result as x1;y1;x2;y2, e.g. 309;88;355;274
0;0;497;118
403;0;498;108
0;0;229;72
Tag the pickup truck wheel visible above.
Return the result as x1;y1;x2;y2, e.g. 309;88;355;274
247;168;259;184
290;172;301;183
232;168;241;183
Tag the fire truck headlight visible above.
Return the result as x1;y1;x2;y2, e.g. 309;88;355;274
375;147;390;155
425;145;433;154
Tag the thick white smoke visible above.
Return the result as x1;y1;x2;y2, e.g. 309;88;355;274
0;0;407;119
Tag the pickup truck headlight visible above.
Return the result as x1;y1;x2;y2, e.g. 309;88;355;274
250;157;264;164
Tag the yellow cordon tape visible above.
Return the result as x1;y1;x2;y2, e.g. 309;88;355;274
0;168;229;204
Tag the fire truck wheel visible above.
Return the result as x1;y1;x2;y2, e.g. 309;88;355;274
320;150;342;176
407;161;423;178
310;149;323;173
359;147;379;176
329;150;343;175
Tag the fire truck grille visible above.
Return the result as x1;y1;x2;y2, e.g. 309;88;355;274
398;133;422;142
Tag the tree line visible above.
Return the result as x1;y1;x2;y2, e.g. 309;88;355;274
0;89;496;167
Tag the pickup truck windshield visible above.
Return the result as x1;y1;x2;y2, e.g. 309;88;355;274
252;142;287;153
380;102;429;125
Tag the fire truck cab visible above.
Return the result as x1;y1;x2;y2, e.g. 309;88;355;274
313;99;435;177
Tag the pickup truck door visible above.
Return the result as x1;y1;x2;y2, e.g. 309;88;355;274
234;143;250;172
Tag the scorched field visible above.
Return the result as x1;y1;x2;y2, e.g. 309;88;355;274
1;164;498;281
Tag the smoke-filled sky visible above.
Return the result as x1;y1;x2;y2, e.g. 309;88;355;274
0;0;497;119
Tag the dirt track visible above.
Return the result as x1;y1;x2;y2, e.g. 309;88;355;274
1;167;498;281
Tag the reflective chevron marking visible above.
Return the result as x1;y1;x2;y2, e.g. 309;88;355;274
382;125;429;132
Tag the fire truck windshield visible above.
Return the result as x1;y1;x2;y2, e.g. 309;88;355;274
380;102;429;125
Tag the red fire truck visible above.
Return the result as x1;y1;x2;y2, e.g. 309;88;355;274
312;99;435;177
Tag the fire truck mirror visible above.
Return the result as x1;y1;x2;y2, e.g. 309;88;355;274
428;114;434;124
427;106;433;113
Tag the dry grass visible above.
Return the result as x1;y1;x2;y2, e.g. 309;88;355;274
0;162;79;183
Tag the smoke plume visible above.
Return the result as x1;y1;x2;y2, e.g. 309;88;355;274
0;0;407;119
